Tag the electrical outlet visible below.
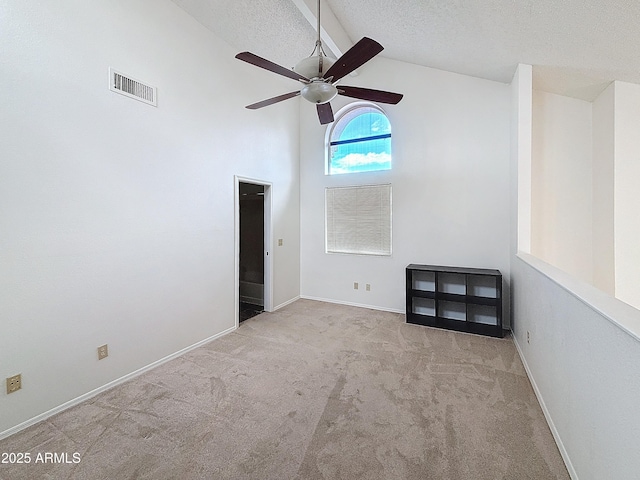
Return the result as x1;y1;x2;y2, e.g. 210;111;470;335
354;282;358;290
278;239;283;246
98;344;109;360
6;374;22;394
527;331;530;344
366;284;371;291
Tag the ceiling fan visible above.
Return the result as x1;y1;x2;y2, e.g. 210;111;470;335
235;0;403;125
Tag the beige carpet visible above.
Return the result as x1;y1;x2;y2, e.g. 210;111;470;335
0;299;569;479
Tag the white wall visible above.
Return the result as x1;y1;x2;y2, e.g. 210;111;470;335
531;91;593;283
590;80;640;308
529;81;640;308
591;83;615;295
513;68;640;479
299;57;511;320
612;81;640;310
512;254;640;480
0;0;300;435
511;64;533;256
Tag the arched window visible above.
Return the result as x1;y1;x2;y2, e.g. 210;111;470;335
327;104;392;175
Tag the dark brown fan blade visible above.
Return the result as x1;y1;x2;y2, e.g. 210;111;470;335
316;103;334;124
235;52;309;82
246;91;301;110
337;86;403;104
323;37;384;82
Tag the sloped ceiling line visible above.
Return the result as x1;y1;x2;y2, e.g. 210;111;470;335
171;0;640;101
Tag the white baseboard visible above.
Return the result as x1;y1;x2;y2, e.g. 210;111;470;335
0;325;237;441
272;295;300;312
300;295;405;314
513;337;578;480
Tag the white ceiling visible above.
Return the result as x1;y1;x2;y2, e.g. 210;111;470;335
171;0;640;101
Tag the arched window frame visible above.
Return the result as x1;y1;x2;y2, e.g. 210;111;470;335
325;102;392;175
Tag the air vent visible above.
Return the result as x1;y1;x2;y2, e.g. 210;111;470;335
109;68;157;106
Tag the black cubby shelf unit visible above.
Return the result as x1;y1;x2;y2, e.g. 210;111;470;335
406;264;504;338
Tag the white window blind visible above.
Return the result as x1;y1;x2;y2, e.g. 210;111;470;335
325;184;392;256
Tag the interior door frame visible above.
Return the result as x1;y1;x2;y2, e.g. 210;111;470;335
234;175;273;328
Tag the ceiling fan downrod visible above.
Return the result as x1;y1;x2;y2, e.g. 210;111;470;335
314;0;325;72
301;0;332;79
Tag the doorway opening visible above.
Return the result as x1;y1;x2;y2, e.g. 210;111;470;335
235;177;272;325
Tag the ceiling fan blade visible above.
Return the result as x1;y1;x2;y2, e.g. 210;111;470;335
337;86;403;104
246;91;301;110
235;52;309;82
316;103;334;124
323;37;384;82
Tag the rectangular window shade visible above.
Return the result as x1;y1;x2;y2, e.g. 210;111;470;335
325;184;392;256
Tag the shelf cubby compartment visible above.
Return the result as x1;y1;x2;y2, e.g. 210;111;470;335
467;304;498;325
467;274;498;299
412;297;436;317
438;301;467;321
411;270;435;292
437;273;466;295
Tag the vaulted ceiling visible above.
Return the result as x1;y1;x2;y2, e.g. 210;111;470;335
172;0;640;101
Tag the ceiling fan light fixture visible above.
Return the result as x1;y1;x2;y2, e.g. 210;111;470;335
301;81;338;104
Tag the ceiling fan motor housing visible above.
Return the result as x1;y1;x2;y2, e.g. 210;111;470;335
294;55;335;79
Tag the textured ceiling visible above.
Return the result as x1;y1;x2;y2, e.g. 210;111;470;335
172;0;640;101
